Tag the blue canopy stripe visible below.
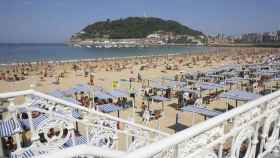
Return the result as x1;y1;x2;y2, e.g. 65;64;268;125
49;90;65;98
63;135;88;147
196;82;224;90
72;109;82;119
219;90;261;101
73;84;92;93
150;96;170;102
97;104;122;113
110;89;129;98
181;106;222;117
10;149;48;158
0;118;22;137
22;149;35;158
20;114;48;130
94;90;112;99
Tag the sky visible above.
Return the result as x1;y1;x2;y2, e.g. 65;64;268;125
0;0;280;43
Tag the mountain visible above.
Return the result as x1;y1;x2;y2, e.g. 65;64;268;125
71;17;205;42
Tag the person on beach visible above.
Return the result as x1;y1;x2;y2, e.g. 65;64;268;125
90;74;95;85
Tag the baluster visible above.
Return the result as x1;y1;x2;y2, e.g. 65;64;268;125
218;122;226;158
251;122;260;158
218;142;224;158
86;126;89;144
271;117;280;156
174;144;179;158
8;98;21;150
259;102;269;154
71;129;76;146
27;110;39;142
25;96;39;142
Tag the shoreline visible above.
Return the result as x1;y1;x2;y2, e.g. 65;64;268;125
0;48;219;67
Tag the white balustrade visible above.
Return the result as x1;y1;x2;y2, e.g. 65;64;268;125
1;89;280;158
0;90;168;158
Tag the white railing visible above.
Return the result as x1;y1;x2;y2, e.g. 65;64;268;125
0;90;168;158
1;89;280;158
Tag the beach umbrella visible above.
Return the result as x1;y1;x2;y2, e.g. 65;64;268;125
49;90;65;98
94;90;112;99
109;89;129;98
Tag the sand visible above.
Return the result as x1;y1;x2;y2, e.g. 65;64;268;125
0;47;279;135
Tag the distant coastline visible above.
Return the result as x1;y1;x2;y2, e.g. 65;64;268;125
208;43;280;48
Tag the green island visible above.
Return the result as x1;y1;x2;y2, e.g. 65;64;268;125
71;17;207;48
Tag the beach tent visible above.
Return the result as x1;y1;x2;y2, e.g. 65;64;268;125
144;95;170;110
63;135;88;147
64;87;79;96
180;97;222;126
219;90;261;110
150;95;170;102
181;106;222;118
0;118;22;137
196;82;224;91
20;114;49;130
150;82;169;90
74;84;92;93
219;90;260;101
97;103;122;115
160;76;174;81
109;89;129;98
94;90;112;99
63;84;93;96
49;90;65;98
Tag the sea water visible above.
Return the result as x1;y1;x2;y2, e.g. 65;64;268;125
0;43;215;64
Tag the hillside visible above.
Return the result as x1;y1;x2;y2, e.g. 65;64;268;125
72;17;205;40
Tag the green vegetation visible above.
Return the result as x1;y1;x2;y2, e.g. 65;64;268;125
75;17;205;39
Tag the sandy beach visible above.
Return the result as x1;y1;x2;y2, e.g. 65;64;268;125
0;47;280;134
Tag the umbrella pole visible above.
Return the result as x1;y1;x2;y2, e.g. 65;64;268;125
132;97;135;122
157;118;160;130
191;112;195;126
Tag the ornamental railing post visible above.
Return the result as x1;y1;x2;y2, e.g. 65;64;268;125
259;102;269;154
25;96;40;142
251;122;260;158
174;143;179;158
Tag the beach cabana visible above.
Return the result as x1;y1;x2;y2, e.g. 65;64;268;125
0;118;22;137
94;90;112;100
150;82;168;90
49;90;65;98
63;135;88;147
219;90;261;110
219;90;260;101
196;82;224;91
196;82;224;103
20;114;49;130
97;103;122;117
109;89;129;98
150;95;170;111
74;84;92;93
64;87;78;96
181;105;222;125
